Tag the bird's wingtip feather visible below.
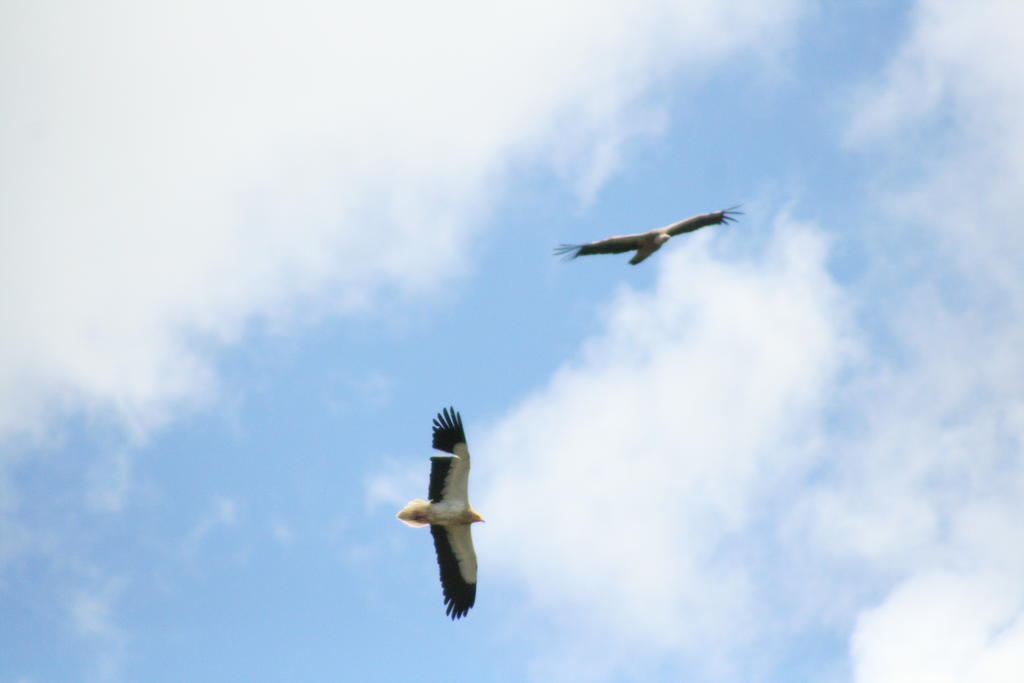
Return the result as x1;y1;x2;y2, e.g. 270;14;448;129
721;205;743;223
553;244;582;260
432;407;466;453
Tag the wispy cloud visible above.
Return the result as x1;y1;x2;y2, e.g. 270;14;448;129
70;578;128;683
0;454;30;568
365;461;426;512
269;517;293;546
182;497;239;556
85;451;133;513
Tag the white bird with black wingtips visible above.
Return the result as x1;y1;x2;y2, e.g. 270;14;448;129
396;407;484;619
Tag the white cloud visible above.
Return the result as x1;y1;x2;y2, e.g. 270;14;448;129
476;215;848;676
846;0;1024;287
812;0;1024;588
824;0;1024;678
0;0;804;444
852;572;1024;683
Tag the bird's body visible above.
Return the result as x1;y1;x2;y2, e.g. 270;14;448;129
554;206;741;265
396;407;483;619
396;498;481;527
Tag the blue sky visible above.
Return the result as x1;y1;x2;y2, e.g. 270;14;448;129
2;1;1023;681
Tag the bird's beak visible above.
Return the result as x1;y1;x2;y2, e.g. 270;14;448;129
474;513;486;523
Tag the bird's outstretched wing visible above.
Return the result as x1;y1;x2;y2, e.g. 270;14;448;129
429;407;470;503
664;206;742;237
430;524;477;619
553;233;648;259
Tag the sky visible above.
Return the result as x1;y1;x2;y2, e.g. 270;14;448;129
2;0;1023;681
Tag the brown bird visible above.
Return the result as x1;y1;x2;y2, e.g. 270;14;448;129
554;206;741;265
396;407;484;619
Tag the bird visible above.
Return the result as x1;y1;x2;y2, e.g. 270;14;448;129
554;206;742;265
396;407;484;619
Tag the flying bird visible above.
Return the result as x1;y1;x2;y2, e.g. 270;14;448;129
554;206;742;265
396;407;484;619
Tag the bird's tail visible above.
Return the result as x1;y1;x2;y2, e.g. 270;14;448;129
396;499;431;527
